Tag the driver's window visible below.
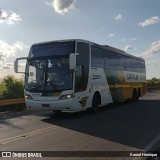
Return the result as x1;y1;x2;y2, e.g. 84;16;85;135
28;65;36;83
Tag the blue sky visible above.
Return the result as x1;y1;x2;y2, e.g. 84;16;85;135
0;0;160;79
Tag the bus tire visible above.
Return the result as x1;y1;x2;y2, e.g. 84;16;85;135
138;88;141;98
91;92;101;112
132;89;139;102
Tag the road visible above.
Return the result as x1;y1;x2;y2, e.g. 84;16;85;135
0;91;160;160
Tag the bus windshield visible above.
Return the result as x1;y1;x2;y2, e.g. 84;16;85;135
25;42;75;92
25;56;73;92
29;42;75;58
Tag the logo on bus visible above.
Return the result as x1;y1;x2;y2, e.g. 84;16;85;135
79;96;89;107
124;71;146;82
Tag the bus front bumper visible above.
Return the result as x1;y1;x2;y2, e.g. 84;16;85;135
25;98;82;111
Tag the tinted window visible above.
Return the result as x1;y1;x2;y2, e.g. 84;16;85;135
104;50;110;68
141;61;146;73
108;51;117;69
132;59;138;72
127;57;132;71
30;42;75;58
117;54;125;70
76;42;89;91
75;65;83;92
77;43;89;65
91;46;104;68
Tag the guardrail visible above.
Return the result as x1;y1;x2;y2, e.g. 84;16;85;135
0;98;25;106
147;86;160;92
0;98;26;113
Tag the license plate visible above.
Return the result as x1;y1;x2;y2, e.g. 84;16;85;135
42;104;50;108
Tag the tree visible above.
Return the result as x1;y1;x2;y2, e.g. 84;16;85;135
147;77;160;91
0;75;24;100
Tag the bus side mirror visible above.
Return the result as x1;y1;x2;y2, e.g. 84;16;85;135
69;53;79;70
14;57;27;73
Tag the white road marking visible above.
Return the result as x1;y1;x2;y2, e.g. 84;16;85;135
133;134;160;160
0;126;57;145
144;134;160;150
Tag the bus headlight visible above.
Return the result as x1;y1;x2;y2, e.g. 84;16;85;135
59;94;74;100
25;94;33;100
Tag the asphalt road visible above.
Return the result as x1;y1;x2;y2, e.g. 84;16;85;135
0;91;160;160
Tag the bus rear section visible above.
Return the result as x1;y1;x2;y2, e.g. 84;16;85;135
90;43;146;103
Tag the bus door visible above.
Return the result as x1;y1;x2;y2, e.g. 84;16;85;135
75;42;90;108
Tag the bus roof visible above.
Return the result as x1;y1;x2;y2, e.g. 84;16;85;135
102;45;144;61
31;39;144;62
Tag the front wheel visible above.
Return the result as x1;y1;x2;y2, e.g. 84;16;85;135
91;94;101;112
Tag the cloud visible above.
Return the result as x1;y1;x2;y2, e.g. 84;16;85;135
141;41;160;58
100;27;104;31
7;12;22;25
50;0;77;14
130;38;137;41
125;45;132;52
107;34;115;38
146;60;160;65
0;41;27;59
0;62;25;72
139;16;160;27
0;9;21;25
122;38;137;42
115;14;122;21
2;63;13;70
0;63;13;71
0;9;8;20
0;53;6;61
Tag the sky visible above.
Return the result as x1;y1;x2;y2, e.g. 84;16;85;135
0;0;160;79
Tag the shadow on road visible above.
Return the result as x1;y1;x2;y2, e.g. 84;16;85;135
42;99;160;150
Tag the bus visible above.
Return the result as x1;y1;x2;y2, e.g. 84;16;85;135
14;39;146;112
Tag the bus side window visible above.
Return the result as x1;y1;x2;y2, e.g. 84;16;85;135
104;50;110;68
75;65;83;92
109;51;116;69
132;59;137;72
142;61;145;73
123;56;128;70
91;46;104;68
118;54;125;70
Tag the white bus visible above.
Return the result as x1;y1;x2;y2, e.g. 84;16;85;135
14;39;146;113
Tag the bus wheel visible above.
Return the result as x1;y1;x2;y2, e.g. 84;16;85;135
136;92;140;101
91;93;101;112
132;89;139;102
138;88;141;98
